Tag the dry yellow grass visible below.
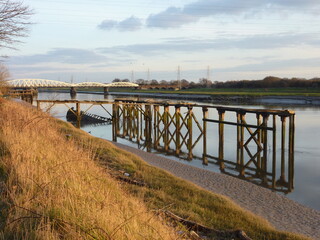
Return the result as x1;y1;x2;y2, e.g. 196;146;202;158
0;99;181;239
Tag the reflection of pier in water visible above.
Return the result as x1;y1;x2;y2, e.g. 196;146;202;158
112;99;295;194
36;99;295;194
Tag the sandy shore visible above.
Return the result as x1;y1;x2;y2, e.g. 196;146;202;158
113;142;320;240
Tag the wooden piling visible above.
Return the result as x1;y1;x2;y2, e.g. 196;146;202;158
164;105;170;152
202;107;208;165
112;103;118;142
288;114;295;191
272;114;277;188
153;105;160;150
175;105;181;156
76;102;81;128
280;115;287;183
261;113;269;184
187;106;193;160
218;108;225;171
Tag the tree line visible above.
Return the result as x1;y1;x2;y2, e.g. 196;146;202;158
112;76;320;89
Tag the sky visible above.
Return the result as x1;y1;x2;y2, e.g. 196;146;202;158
2;0;320;83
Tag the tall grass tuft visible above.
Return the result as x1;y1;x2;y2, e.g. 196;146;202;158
0;100;179;239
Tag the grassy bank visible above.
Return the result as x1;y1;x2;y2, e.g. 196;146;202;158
0;99;310;239
0;99;179;239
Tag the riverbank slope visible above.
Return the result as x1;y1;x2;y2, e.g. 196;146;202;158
0;99;312;240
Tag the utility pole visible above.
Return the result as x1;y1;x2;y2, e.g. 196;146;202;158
131;70;134;82
147;68;150;82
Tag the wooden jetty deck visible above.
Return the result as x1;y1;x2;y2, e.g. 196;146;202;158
36;99;295;193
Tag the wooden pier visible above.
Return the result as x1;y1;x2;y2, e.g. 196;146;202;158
36;99;295;193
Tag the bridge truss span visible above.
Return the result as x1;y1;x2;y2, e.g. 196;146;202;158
7;79;72;88
7;79;139;89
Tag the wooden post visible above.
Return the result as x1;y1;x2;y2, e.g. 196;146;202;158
37;101;40;110
153;105;159;149
256;114;262;174
136;105;140;144
145;105;152;152
164;105;170;152
202;107;208;165
272;114;277;188
280;115;287;184
129;105;133;140
237;111;245;176
123;104;127;137
236;112;241;168
112;103;118;142
288;114;295;191
187;106;193;160
76;102;81;128
218;108;225;171
175;105;181;156
261;113;269;184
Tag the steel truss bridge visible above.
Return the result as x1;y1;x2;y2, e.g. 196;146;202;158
7;79;139;88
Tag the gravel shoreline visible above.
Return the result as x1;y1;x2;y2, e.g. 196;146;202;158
113;142;320;240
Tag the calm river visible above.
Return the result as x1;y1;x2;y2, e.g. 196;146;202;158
35;91;320;211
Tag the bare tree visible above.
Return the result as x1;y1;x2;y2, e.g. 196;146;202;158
0;63;10;95
0;0;33;50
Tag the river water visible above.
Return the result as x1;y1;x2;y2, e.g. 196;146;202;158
35;91;320;211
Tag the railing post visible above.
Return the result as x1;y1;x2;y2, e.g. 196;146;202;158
163;105;169;152
272;114;277;188
256;113;262;174
145;104;152;152
128;105;133;140
202;107;208;165
153;105;159;150
123;104;127;137
187;106;193;160
175;105;181;156
261;113;270;184
237;110;245;176
218;108;225;171
112;103;118;142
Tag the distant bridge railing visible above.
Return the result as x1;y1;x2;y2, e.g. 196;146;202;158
7;79;139;89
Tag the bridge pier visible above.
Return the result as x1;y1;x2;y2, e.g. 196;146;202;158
104;87;109;95
70;87;77;98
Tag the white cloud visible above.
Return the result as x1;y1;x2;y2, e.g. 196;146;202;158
97;33;320;56
98;16;142;31
146;0;320;28
9;48;108;65
98;20;118;30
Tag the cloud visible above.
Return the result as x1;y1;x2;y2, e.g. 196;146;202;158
147;7;197;28
216;57;320;72
98;20;117;30
98;33;320;56
146;0;320;28
9;48;108;65
98;16;142;31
